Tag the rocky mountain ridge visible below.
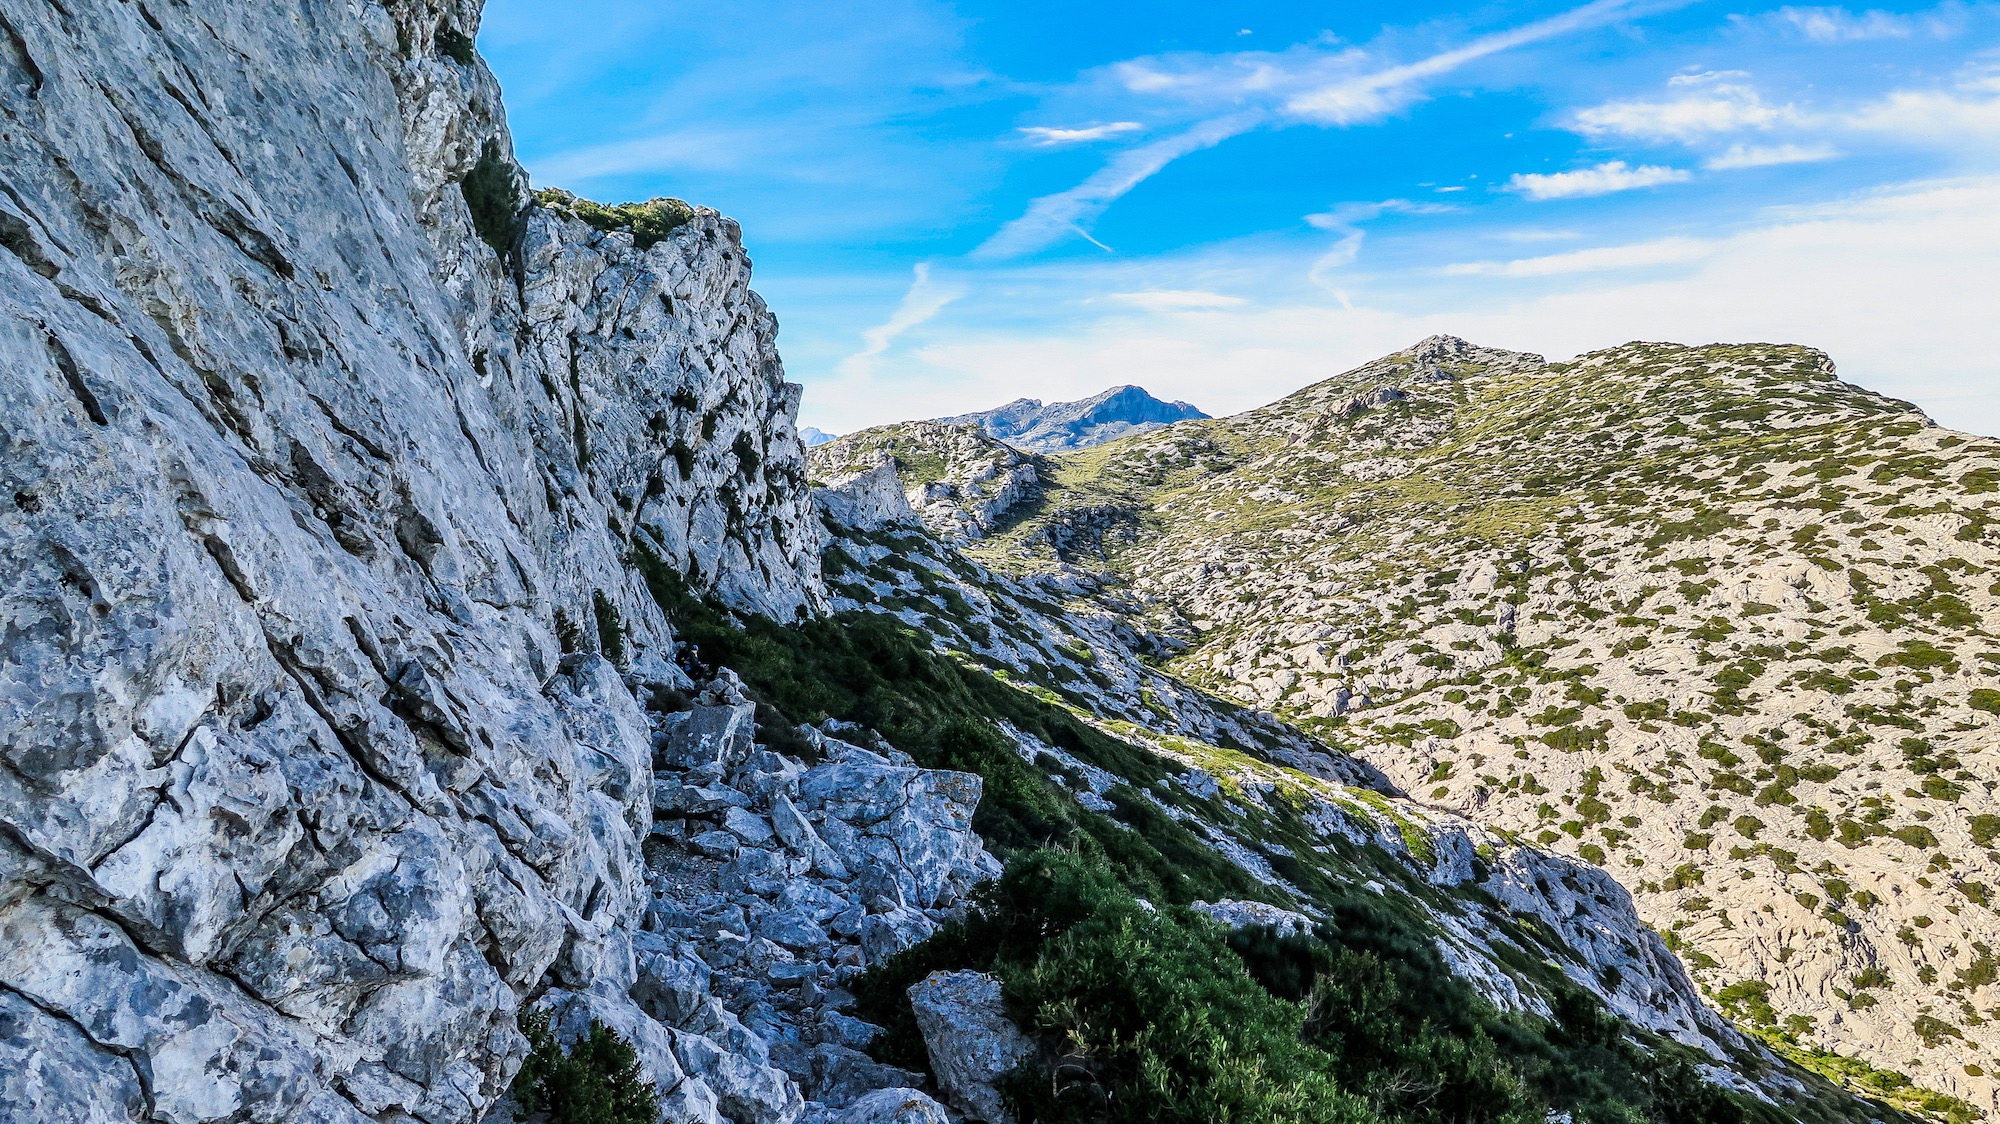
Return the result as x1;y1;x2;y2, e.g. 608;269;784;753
0;1;822;1120
936;384;1207;452
949;332;2000;1116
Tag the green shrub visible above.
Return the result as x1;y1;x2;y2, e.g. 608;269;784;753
1970;814;2000;847
512;1010;658;1124
1971;688;2000;715
854;849;1802;1124
436;22;477;65
462;140;523;255
592;590;626;667
536;188;695;250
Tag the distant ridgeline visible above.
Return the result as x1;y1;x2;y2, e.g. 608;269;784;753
937;384;1209;452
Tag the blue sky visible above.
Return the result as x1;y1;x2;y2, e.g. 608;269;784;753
481;1;2000;436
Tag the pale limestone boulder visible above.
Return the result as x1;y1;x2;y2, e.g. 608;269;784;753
906;971;1035;1124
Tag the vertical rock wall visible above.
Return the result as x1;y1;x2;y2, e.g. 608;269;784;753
0;1;822;1120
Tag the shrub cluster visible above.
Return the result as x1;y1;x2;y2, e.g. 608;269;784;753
536;188;695;250
853;850;1793;1124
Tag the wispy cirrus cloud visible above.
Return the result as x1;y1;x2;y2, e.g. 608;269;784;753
1571;82;1797;140
1108;289;1248;311
1567;68;2000;154
1306;199;1455;289
1704;142;1840;168
974;112;1264;259
1285;0;1677;123
1509;161;1692;199
976;0;1671;260
1018;122;1144;146
1758;5;1963;42
1443;236;1715;276
836;262;962;379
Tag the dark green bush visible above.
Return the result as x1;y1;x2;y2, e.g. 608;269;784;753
436;22;477;65
512;1010;658;1124
592;590;626;668
853;848;1800;1124
854;851;1370;1124
463;140;523;255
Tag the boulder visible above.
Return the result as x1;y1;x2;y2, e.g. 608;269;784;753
833;1087;952;1124
906;971;1035;1124
1191;899;1315;938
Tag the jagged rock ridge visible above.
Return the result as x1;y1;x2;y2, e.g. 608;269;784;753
937;384;1207;452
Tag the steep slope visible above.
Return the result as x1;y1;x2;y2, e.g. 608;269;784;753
972;334;2000;1114
0;2;819;1120
796;453;1923;1122
937;384;1208;452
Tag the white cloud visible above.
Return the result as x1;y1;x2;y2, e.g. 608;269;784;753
1669;68;1751;86
1704;142;1841;168
1572;83;1795;139
807;178;2000;439
1498;227;1585;242
1284;0;1661;124
1443;236;1715;276
1305;199;1456;289
1569;66;2000;157
1018;122;1145;146
1108;290;1248;310
1508;161;1692;199
1837;74;2000;141
1766;6;1940;41
835;262;961;379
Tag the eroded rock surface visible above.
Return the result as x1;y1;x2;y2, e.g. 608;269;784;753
0;1;816;1120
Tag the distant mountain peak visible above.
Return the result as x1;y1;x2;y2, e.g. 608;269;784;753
937;384;1208;452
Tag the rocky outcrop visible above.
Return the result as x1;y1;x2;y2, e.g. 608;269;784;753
906;971;1035;1124
0;1;818;1120
938;385;1208;452
639;673;1000;1118
810;422;1039;540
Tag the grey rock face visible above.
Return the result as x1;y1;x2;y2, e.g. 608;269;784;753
0;1;819;1121
832;1087;953;1124
639;684;1002;1117
1192;899;1316;937
809;422;1036;541
937;385;1208;452
906;971;1035;1124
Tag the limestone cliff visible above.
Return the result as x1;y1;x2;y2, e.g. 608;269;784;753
0;1;818;1119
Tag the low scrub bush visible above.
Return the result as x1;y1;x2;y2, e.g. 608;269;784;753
512;1010;657;1124
537;188;695;250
